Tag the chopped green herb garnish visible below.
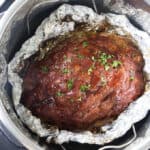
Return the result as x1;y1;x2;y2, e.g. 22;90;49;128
129;70;135;81
107;54;113;59
82;41;88;48
88;64;95;75
99;53;112;65
77;53;84;59
77;97;82;101
104;64;110;71
100;76;107;86
112;60;122;68
88;67;93;75
80;84;90;92
67;79;74;90
98;53;114;70
54;65;59;69
97;50;102;55
91;56;96;61
74;47;78;51
56;91;64;97
63;55;72;62
78;32;83;38
63;55;67;60
130;76;134;81
70;99;74;103
93;30;97;34
68;58;72;62
41;66;49;73
62;68;70;74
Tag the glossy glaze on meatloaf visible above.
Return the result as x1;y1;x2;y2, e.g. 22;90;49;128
21;27;145;131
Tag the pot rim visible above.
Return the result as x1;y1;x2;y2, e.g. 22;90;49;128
0;0;44;149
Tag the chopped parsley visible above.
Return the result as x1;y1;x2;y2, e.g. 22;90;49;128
63;55;67;60
130;76;134;81
67;79;74;90
99;52;112;65
82;41;89;48
112;60;122;68
88;64;95;75
129;70;135;81
77;53;84;59
56;91;64;97
63;55;72;62
78;32;83;38
74;47;78;51
41;66;49;73
100;76;107;86
80;84;90;92
62;68;70;74
88;67;93;75
104;64;110;71
69;99;74;103
97;53;114;71
54;65;59;69
91;56;96;61
77;97;82;101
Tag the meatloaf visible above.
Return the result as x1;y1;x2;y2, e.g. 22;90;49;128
21;27;145;130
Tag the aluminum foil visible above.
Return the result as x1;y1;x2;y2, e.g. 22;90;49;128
103;0;150;34
8;4;150;145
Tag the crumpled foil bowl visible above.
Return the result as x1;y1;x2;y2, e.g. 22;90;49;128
0;0;150;150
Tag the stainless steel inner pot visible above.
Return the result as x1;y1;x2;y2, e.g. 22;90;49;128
0;0;150;149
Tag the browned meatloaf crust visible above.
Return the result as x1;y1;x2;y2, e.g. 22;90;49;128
21;28;145;130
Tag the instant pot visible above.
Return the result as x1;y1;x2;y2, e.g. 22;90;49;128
0;0;150;150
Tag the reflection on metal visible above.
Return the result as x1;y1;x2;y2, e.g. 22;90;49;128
26;0;70;35
98;125;137;150
92;0;98;13
0;0;5;7
0;12;4;19
59;144;66;150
